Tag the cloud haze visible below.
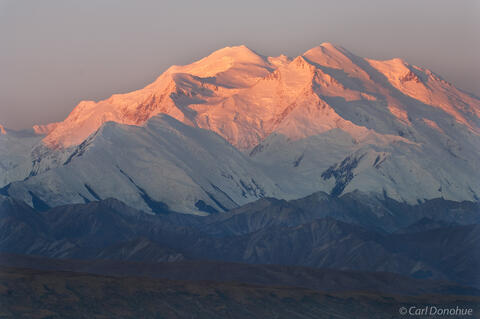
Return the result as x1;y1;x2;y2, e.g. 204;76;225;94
0;0;479;129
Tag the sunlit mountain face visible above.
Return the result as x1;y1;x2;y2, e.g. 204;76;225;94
1;43;479;214
1;44;479;318
33;43;480;149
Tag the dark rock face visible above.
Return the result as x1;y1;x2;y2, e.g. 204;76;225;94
321;154;365;197
195;200;219;214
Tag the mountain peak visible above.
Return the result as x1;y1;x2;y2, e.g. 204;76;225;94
31;44;480;151
173;45;268;79
202;44;261;62
304;42;346;56
302;43;355;72
212;44;255;55
319;42;341;49
290;55;316;71
203;44;267;68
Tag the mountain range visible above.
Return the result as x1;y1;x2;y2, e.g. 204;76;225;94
1;43;480;317
1;43;479;214
1;193;479;287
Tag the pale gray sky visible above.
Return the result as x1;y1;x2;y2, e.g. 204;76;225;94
1;0;479;129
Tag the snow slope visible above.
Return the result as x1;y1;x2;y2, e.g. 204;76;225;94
0;129;44;187
4;115;283;214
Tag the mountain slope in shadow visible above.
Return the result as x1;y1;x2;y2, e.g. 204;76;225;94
1;193;479;287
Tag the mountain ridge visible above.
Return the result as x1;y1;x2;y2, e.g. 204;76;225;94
1;43;479;211
32;43;480;149
1;194;479;287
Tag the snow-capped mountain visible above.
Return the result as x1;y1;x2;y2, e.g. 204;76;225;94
1;43;479;213
0;128;44;187
38;43;480;150
4;116;283;214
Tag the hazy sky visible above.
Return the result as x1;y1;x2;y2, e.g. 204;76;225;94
1;0;479;129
